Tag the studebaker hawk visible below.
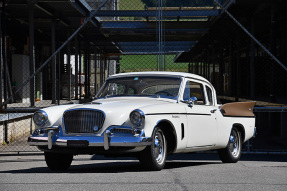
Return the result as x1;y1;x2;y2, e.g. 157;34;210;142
28;72;256;171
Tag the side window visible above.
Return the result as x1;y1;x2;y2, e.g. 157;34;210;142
183;81;205;105
206;86;213;105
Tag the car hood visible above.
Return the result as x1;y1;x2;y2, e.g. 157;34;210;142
65;97;178;131
71;96;176;114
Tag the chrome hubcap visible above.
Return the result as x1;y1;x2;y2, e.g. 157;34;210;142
229;130;240;157
154;131;165;164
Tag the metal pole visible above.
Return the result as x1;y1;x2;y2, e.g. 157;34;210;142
75;35;79;100
2;0;8;143
51;21;56;104
100;53;104;86
84;42;88;98
270;6;276;102
29;1;35;107
79;51;82;100
0;7;2;106
219;48;224;95
250;18;255;99
2;0;7;107
236;32;241;102
229;40;233;96
202;54;204;77
94;52;97;96
212;46;216;86
87;46;91;98
208;50;211;81
57;50;61;105
67;31;71;101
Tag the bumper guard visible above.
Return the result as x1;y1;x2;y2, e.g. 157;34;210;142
28;126;152;150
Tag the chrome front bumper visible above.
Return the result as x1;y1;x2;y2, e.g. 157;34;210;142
28;126;152;150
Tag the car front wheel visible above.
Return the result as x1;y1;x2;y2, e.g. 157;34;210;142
44;152;73;171
139;127;167;171
218;127;242;163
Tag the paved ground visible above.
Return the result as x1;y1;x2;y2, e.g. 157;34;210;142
0;153;286;191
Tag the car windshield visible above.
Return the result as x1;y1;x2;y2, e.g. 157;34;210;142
96;76;181;100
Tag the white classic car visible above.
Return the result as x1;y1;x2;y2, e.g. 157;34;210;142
28;72;256;171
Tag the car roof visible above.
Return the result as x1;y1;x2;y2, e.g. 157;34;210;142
108;71;209;83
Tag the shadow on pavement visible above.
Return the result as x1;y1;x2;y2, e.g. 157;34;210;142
0;153;286;174
0;160;218;174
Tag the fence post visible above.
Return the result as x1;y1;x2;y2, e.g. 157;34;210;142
51;21;57;104
75;35;79;100
250;17;255;100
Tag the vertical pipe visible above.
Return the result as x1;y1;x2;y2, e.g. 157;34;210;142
75;35;79;100
67;31;71;101
51;21;56;104
250;17;255;99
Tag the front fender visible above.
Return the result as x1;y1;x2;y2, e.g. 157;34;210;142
37;104;81;128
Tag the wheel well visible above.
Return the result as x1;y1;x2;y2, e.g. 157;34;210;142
233;124;245;142
156;120;177;154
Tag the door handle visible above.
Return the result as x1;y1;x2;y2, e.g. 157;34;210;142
210;109;217;113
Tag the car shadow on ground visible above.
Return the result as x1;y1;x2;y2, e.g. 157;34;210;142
0;160;219;174
0;153;286;174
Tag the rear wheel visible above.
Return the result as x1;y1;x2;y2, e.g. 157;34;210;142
139;127;167;171
218;128;242;163
44;152;73;171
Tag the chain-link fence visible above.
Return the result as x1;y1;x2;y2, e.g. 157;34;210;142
1;0;287;152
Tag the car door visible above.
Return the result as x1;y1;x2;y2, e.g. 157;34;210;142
182;80;218;148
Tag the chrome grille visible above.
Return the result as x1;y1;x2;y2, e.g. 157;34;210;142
63;109;105;133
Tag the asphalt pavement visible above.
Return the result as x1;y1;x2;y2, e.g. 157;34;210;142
0;152;286;191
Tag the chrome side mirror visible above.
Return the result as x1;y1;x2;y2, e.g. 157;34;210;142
188;97;197;107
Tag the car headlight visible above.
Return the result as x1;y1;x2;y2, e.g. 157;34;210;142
33;110;48;127
130;109;145;127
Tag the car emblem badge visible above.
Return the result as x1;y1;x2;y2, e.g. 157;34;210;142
93;126;99;132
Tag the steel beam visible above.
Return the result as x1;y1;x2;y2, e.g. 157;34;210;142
101;21;211;29
117;41;196;46
93;9;219;17
102;28;208;33
29;1;35;106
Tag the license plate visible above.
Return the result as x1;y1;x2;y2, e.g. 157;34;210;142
67;140;89;147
